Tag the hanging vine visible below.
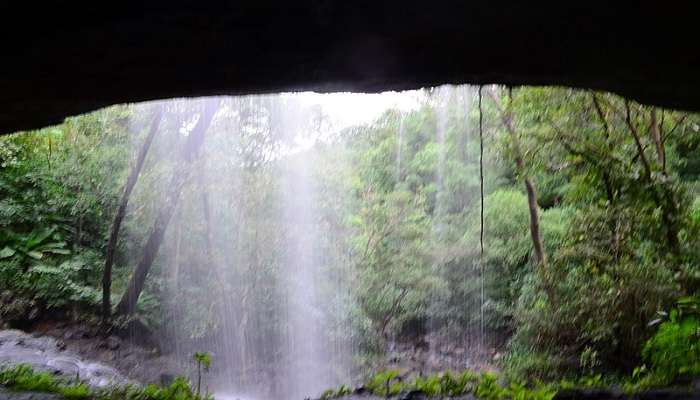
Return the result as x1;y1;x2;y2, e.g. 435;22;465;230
478;85;485;344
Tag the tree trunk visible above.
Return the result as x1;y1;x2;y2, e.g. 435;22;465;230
649;108;665;172
624;101;680;257
102;105;164;319
522;176;546;266
490;88;547;268
591;93;620;260
648;107;681;255
115;100;218;316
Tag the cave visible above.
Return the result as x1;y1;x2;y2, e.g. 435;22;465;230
1;2;698;134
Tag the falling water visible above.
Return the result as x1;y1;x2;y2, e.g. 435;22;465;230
279;147;325;399
134;96;358;400
426;86;451;370
424;85;491;372
117;88;494;400
396;113;405;181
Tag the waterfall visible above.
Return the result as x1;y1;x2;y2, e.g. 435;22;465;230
396;113;405;181
280;150;324;399
118;88;492;400
146;96;358;400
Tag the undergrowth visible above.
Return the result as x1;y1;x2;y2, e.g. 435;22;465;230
322;363;700;400
0;364;212;400
321;370;557;400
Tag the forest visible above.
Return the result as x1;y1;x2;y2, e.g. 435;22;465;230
0;86;699;400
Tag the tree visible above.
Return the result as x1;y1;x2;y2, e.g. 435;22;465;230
488;88;547;269
116;99;219;316
102;104;164;319
193;351;211;396
624;100;682;258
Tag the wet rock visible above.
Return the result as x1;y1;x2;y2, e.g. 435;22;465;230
61;327;89;341
396;390;427;400
636;390;700;400
353;387;370;396
0;329;129;388
107;337;120;351
159;373;175;386
554;388;700;400
320;392;478;400
97;336;120;351
0;388;60;400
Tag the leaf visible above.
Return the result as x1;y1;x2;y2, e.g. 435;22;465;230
26;251;43;260
25;229;54;249
45;248;70;255
669;309;679;323
0;246;16;259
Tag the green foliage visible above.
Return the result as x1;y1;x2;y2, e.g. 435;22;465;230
502;348;569;383
348;91;492;343
60;384;91;400
0;227;70;262
2;87;700;388
193;352;212;397
319;384;352;400
351;370;555;400
0;249;101;322
109;378;209;400
413;370;481;397
193;352;211;371
0;107;132;325
495;88;700;379
0;364;210;400
364;369;401;396
641;296;700;384
0;364;64;393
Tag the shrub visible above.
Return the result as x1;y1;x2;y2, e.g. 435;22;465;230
641;296;700;384
0;364;211;400
502;347;569;382
365;369;401;396
358;369;555;400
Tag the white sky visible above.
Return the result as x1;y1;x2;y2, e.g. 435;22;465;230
291;90;424;131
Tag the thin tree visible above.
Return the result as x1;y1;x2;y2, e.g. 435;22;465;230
116;100;219;316
488;88;547;268
624;100;681;257
102;104;164;319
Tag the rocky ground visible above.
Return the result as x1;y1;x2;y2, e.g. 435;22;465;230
0;329;128;388
325;389;477;400
378;332;498;378
324;389;700;400
0;323;184;386
322;387;700;400
3;326;697;400
0;387;60;400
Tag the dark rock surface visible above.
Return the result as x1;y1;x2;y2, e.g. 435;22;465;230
326;389;700;400
0;326;184;387
0;388;60;400
0;330;128;388
31;323;184;385
0;3;699;135
554;388;700;400
323;391;476;400
380;333;497;377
